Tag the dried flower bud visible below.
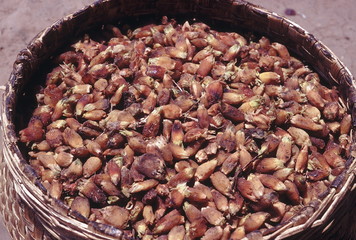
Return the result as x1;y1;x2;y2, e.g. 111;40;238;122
168;225;185;240
130;179;159;193
61;159;83;181
256;158;285;173
287;127;311;146
161;104;183;119
197;104;211;129
168;167;195;188
340;114;351;135
290;114;323;131
258;71;280;84
197;55;215;77
222;44;240;62
143;205;155;225
100;206;129;229
195;159;218;181
201;206;225;226
211;189;229;213
78;179;106;204
230;226;245;240
210;171;232;196
221;151;240;175
46;129;64;148
220;103;244;122
19;118;45;142
258;174;287;192
71;196;90;218
273;168;293;181
284;180;300;205
295;145;308;173
271;42;290;59
243;212;270;233
171;120;184;146
201;226;223;240
153;210;185;234
143;109;162;138
205;80;223;106
76;94;93;116
55;152;73;168
137;153;166;180
83;156;102;178
146;65;166;79
63;128;84;148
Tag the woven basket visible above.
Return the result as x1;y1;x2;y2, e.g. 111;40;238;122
0;0;355;239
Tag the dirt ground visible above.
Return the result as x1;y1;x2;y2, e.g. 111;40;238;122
0;0;355;239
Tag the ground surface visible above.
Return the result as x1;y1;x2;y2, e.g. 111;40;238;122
0;0;355;239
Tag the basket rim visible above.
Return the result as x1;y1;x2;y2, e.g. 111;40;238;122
1;0;356;239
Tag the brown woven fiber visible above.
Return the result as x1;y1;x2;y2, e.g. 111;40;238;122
0;0;355;239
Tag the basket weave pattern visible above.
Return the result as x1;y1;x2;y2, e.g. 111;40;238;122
0;161;52;240
0;0;355;239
